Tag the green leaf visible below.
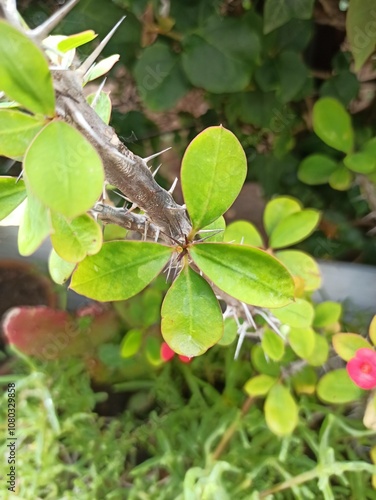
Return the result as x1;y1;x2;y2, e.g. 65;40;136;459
83;55;120;84
0;177;26;221
264;0;314;34
329;165;353;191
298;154;338;185
71;241;172;301
181;126;247;231
288;327;315;359
0;110;46;159
198;216;226;243
251;344;281;377
161;265;223;357
313;301;342;328
44;35;75;69
273;299;314;328
277;51;309;103
120;329;143;358
369;315;376;346
134;42;190;111
51;212;102;263
18;189;50;256
264;196;302;236
332;333;372;361
218;317;238;346
275;250;321;292
182;15;260;93
261;329;285;361
244;374;277;397
24;121;104;218
305;334;329;366
291;366;317;395
313;97;354;153
269;209;320;249
0;20;55;116
48;249;76;285
57;30;97;52
344;151;376;174
224;220;264;247
189;243;294;308
87;92;112;124
347;0;376;71
145;337;163;367
265;384;299;436
317;369;364;404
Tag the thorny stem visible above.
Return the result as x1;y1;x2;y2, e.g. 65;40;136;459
211;396;254;461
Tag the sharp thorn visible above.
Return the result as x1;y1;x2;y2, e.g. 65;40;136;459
90;78;107;109
16;170;23;183
29;0;80;40
234;325;247;360
78;16;126;77
143;147;171;164
168;177;178;194
241;302;256;329
154;227;160;243
152;164;162;177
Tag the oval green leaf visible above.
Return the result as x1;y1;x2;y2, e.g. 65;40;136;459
273;299;314;328
269;209;320;249
261;329;285;361
189;242;295;308
0;110;46;159
332;333;372;361
48;249;76;285
18;189;51;256
244;374;277;397
218;317;238;346
71;241;172;301
24;121;104;218
313;301;342;328
181;126;247;231
120;329;143;358
265;384;299;436
344;151;376;174
0;20;55;116
224;220;264;247
83;54;120;84
251;344;281;377
51;212;102;263
275;250;321;292
291;366;317;395
347;0;376;71
305;334;329;366
57;30;97;52
317;369;364;404
369;315;376;346
288;327;315;359
329;165;353;191
298;154;338;185
0;177;26;221
263;196;302;236
313;97;354;153
161;265;223;357
87;91;112;124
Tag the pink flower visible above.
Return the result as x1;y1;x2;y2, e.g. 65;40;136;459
347;348;376;390
160;342;192;363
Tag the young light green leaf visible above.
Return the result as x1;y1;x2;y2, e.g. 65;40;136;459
332;333;372;361
263;196;302;236
161;265;223;357
244;374;277;397
218;317;238;346
0;20;55;116
83;55;120;84
24;121;104;218
251;344;281;377
224;220;264;247
44;35;75;69
291;366;317;395
0;177;26;221
71;241;172;301
181;126;247;231
51;212;102;263
261;329;285;361
120;329;143;358
265;384;299;436
18;189;51;256
197;216;226;242
344;151;376;174
313;301;342;328
87;92;112;124
57;30;97;52
317;369;364;404
269;209;320;249
48;248;76;285
275;250;321;292
273;299;314;328
347;0;376;71
313;97;354;153
329;165;353;191
0;110;46;159
288;327;315;359
189;242;295;308
305;334;329;366
298;154;338;185
370;315;376;346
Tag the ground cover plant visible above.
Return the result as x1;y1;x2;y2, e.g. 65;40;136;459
1;0;376;498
